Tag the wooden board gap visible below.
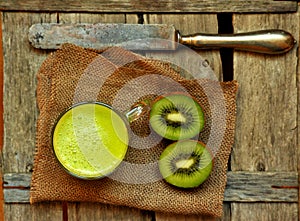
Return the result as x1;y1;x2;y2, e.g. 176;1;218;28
218;13;234;81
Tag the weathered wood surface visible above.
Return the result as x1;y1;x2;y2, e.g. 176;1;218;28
3;172;298;203
0;0;297;13
231;203;298;221
298;16;300;221
1;11;62;221
4;173;30;203
232;12;299;221
0;12;4;220
1;8;300;221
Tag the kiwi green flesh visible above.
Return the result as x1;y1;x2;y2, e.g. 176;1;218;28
159;140;213;188
150;94;205;140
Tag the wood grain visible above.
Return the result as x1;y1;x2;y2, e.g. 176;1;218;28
2;12;56;173
225;172;298;202
1;11;61;221
1;8;299;221
68;202;153;221
4;203;63;221
232;12;299;221
57;13;125;24
0;0;297;13
296;9;300;219
298;14;300;221
231;203;298;221
0;13;3;153
3;173;30;203
0;11;4;221
232;13;298;174
4;172;298;203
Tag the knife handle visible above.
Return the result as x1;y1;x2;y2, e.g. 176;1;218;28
179;30;296;54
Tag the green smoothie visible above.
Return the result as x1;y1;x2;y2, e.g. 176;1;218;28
53;103;129;179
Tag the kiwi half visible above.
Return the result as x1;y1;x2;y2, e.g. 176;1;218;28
149;94;205;140
158;140;213;188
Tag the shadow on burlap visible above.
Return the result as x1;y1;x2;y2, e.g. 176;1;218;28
30;43;238;217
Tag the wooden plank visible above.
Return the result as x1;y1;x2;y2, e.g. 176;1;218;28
2;12;56;173
154;213;218;221
298;15;300;221
68;202;154;221
3;173;30;203
1;11;60;221
4;204;34;221
4;204;62;221
0;11;4;221
4;172;298;203
232;14;298;172
231;203;298;221
155;203;231;221
31;203;63;221
232;12;299;221
0;0;297;13
57;13;125;24
298;12;300;220
225;172;298;202
4;203;63;221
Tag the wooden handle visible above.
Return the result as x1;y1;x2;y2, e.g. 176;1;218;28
179;30;296;54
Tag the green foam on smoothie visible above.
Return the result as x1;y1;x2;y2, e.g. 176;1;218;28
53;103;129;179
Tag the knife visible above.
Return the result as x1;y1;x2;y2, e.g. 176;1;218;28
28;23;295;54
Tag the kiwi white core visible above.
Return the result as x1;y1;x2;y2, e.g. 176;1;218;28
166;112;187;123
175;158;195;169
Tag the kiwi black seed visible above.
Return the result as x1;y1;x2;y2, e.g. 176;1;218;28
149;94;205;140
158;140;213;188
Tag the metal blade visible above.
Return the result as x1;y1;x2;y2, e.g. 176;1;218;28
28;23;178;50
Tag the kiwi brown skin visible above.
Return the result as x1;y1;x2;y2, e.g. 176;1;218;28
149;93;205;141
158;140;213;188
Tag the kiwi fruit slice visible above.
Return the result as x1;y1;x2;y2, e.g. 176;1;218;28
149;94;205;140
158;140;213;188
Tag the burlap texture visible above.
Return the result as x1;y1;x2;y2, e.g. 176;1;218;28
30;43;238;217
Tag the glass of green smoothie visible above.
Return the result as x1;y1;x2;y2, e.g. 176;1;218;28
52;102;132;180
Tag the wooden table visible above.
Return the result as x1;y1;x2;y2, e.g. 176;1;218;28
0;1;299;220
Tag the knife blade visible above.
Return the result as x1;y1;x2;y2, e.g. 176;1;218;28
28;23;295;54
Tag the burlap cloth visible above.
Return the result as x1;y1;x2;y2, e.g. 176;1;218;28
30;43;238;217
